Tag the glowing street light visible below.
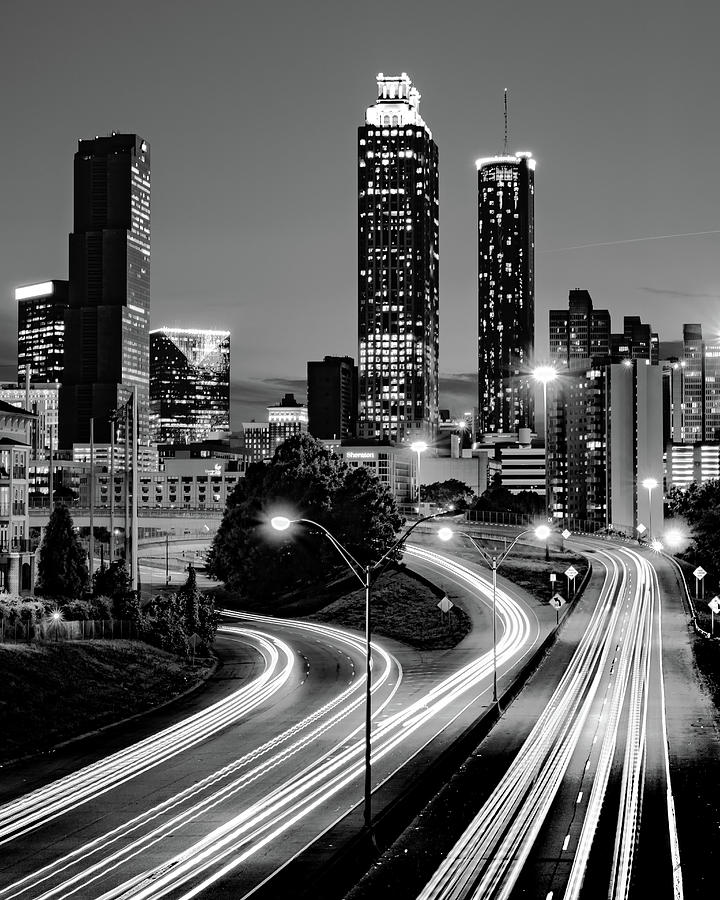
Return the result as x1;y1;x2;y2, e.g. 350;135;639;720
641;477;659;540
438;523;554;703
410;441;428;509
533;366;558;525
270;507;452;834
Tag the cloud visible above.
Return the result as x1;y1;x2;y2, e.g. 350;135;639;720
640;287;720;300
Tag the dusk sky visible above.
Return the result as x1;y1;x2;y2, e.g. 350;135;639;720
2;0;718;425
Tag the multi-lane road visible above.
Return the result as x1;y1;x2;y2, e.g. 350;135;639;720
0;548;547;900
417;540;694;900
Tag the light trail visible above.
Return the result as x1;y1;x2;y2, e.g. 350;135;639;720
0;629;295;846
0;550;534;900
418;545;684;900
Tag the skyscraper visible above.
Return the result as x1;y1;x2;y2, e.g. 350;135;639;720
611;316;659;365
59;132;150;448
477;151;535;435
358;73;439;443
267;393;308;451
307;355;357;440
150;327;230;444
549;289;610;369
16;280;68;384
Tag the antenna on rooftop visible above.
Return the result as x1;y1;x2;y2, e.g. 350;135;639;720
503;88;508;155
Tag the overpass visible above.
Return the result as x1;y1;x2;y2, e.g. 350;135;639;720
29;507;223;538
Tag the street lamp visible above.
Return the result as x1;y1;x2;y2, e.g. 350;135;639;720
270;508;451;834
533;366;558;527
438;523;552;703
410;441;428;510
641;477;658;540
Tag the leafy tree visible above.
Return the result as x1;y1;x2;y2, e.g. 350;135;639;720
420;479;475;510
666;480;720;578
36;504;89;599
144;592;189;656
207;433;403;601
178;565;201;634
93;559;132;602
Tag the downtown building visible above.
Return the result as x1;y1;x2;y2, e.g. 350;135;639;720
307;355;357;440
150;327;230;444
16;280;68;384
59;133;151;449
549;289;610;369
547;302;663;534
357;73;439;443
477;151;535;436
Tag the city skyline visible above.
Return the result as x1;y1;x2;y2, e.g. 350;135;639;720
2;1;719;428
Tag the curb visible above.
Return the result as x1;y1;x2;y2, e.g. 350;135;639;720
1;645;219;770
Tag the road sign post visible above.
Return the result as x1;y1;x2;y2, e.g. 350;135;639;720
708;596;720;636
564;565;579;600
550;592;566;625
694;566;707;601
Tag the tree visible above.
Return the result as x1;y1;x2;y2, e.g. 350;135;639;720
93;559;132;602
207;433;403;601
666;480;720;578
420;479;475;510
36;505;89;599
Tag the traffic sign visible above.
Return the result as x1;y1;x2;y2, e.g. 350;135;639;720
637;523;647;534
708;596;720;614
550;593;566;609
550;573;557;583
693;566;707;581
437;595;454;613
562;529;571;540
565;566;579;580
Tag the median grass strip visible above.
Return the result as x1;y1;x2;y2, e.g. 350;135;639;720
309;569;472;650
0;640;212;763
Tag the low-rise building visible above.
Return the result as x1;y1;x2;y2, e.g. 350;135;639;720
0;400;35;593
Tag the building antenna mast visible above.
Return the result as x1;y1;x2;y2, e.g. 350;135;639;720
503;88;508;155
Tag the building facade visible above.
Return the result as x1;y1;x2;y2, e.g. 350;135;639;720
267;394;308;452
60;133;151;448
0;400;35;593
240;421;270;463
307;355;357;440
549;289;610;369
358;73;439;443
150;327;230;444
16;280;68;384
477;152;535;435
0;384;59;456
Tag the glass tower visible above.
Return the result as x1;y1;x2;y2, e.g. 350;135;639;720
477;152;535;434
16;280;68;383
150;328;230;444
60;132;150;447
358;73;439;443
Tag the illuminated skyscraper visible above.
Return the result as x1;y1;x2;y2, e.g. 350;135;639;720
16;280;68;384
59;132;150;448
477;152;535;434
549;289;610;368
358;73;439;442
150;327;230;444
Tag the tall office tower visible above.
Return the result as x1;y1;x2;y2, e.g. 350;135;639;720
682;324;704;442
703;338;720;440
16;280;68;384
150;327;230;444
549;289;611;368
477;151;535;435
59;133;150;448
611;316;659;364
307;356;357;440
358;73;439;443
267;393;308;451
547;359;663;533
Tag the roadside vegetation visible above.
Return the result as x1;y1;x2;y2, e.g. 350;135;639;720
0;640;212;763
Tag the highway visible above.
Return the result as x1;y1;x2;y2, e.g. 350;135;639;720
0;549;541;900
418;542;684;900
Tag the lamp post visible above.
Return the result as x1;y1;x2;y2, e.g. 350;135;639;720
410;441;428;511
270;508;450;834
438;523;552;703
533;366;558;529
641;476;658;540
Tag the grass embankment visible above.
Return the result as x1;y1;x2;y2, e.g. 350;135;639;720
0;641;212;763
310;568;472;650
465;544;588;604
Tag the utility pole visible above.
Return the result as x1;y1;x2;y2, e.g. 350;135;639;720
109;415;115;561
125;401;130;565
131;389;138;593
89;417;94;578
